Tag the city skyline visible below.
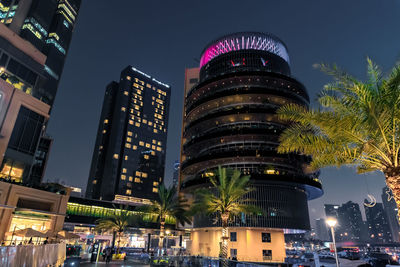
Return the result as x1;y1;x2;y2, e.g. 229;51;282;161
44;0;398;224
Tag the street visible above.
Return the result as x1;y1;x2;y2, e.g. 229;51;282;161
81;260;150;267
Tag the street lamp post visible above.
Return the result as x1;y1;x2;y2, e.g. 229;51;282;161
326;218;339;267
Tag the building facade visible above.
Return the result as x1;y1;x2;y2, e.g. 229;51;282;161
337;201;363;242
0;0;81;185
315;218;330;241
0;180;70;243
364;201;392;243
86;66;170;203
172;160;179;188
180;32;323;262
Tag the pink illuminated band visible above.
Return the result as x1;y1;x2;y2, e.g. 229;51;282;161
199;33;289;68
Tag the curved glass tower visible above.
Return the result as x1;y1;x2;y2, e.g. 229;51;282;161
181;32;323;229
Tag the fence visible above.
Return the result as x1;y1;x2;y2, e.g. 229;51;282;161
0;243;66;267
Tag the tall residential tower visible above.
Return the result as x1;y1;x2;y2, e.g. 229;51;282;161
86;66;170;203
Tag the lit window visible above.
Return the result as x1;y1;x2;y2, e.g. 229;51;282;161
124;155;128;160
149;121;153;126
121;107;126;112
127;131;133;136
124;91;129;96
145;143;150;148
129;120;134;125
136;171;141;176
135;122;140;127
153;188;158;193
142;173;148;178
151;151;155;156
153;182;159;186
139;141;144;146
122;168;127;173
92;180;97;184
152;145;156;150
157;141;162;146
104;119;108;124
126;189;131;195
127;137;132;142
129;176;133;181
132;145;137;150
144;155;149;160
125;143;131;148
102;130;106;134
121;175;126;180
156;147;162;151
152;140;156;144
113;154;119;159
154;129;158;133
126;76;131;80
134;178;141;183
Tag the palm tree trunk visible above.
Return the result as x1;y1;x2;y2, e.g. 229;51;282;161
385;174;400;226
117;232;121;254
220;213;229;267
158;217;165;256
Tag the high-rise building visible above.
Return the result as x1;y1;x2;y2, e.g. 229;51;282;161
364;201;392;243
315;218;330;241
324;204;340;219
382;187;400;242
180;32;323;263
0;0;81;185
337;201;363;242
172;160;179;188
86;66;170;204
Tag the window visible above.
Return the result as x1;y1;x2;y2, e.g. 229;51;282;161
134;178;141;183
126;189;131;195
124;91;129;96
104;119;108;124
121;175;126;180
142;173;148;178
126;137;132;142
122;168;127;173
132;145;137;150
136;171;141;176
261;233;271;243
153;188;158;193
230;232;237;242
121;107;126;112
144;155;149;160
262;250;272;260
230;248;237;258
124;156;128;160
139;141;144;146
113;154;119;159
153;182;159;186
190;78;198;84
125;143;131;148
129;176;133;181
127;131;133;136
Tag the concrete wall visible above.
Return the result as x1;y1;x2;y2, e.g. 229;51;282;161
190;227;286;263
0;181;70;241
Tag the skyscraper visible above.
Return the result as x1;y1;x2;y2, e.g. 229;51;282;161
364;201;392;243
86;66;170;203
315;218;330;241
180;32;323;262
324;204;340;219
0;0;81;185
382;187;400;242
172;160;179;188
337;201;363;242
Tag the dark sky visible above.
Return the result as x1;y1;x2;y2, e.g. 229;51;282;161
44;0;400;226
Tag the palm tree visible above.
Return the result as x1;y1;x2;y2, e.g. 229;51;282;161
95;206;138;253
191;166;261;262
140;184;191;255
277;59;400;219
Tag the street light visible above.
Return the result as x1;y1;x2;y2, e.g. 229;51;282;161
326;217;339;267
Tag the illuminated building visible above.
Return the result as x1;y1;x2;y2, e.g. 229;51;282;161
315;218;330;241
86;66;170;203
0;180;70;243
180;32;323;262
382;187;400;242
364;201;392;243
0;0;81;185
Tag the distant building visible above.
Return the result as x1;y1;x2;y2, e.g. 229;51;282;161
337;201;363;242
86;66;170;204
172;160;180;188
315;218;330;241
364;201;392;243
324;204;339;219
382;187;400;242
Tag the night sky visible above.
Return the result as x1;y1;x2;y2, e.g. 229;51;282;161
44;0;400;226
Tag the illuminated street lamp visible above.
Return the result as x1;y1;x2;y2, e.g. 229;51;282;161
326;218;339;267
